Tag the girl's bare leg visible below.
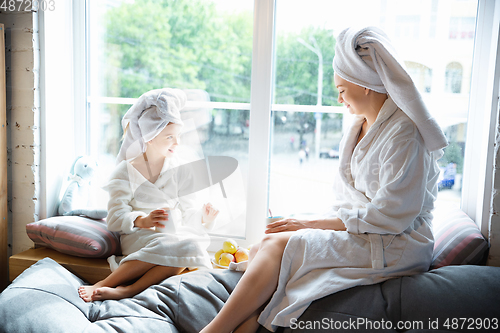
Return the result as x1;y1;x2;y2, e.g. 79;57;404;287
92;265;185;301
79;260;156;302
201;231;294;333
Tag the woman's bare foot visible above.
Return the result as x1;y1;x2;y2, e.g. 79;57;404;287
91;286;134;301
78;282;105;302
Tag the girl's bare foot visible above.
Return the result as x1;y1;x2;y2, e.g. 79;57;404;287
91;286;134;301
78;282;105;302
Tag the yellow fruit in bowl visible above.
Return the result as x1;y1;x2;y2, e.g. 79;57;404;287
214;249;224;264
222;239;238;254
219;252;235;267
234;247;249;263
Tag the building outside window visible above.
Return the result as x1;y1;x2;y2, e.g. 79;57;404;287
445;62;463;93
449;17;476;39
82;0;479;247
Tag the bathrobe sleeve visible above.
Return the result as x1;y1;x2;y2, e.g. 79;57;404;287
338;138;429;235
104;166;147;234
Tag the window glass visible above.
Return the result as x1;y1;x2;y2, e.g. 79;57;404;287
270;0;478;217
86;0;479;237
445;62;463;93
87;0;253;239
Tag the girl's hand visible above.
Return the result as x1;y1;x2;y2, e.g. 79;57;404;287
135;209;169;229
202;203;219;225
265;218;310;234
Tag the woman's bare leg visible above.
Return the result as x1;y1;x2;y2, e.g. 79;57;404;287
228;243;266;333
233;303;267;333
201;231;294;333
92;265;185;301
79;260;156;302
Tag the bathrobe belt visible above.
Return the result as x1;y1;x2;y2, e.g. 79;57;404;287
368;233;384;270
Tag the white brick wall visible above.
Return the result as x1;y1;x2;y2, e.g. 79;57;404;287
0;9;40;256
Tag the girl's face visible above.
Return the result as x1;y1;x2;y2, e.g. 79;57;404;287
147;123;182;158
334;73;370;116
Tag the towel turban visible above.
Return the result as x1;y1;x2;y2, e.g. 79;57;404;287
333;26;448;152
116;88;187;164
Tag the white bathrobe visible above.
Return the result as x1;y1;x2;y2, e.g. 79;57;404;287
103;156;212;269
259;97;442;331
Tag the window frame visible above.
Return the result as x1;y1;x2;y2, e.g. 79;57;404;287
40;0;499;246
243;0;275;246
460;0;500;239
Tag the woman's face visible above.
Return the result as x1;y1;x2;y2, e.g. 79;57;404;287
334;73;370;115
147;123;182;158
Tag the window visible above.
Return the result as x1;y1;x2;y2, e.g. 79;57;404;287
395;15;421;39
429;0;439;39
449;17;476;39
406;62;432;93
269;0;477;220
445;62;463;93
87;0;253;241
67;0;494;248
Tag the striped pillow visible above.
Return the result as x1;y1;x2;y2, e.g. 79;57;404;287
431;206;488;269
26;216;121;258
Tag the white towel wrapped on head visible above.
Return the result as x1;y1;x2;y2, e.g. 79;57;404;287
117;88;187;164
333;26;447;152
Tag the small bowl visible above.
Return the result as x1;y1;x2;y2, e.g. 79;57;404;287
211;258;229;269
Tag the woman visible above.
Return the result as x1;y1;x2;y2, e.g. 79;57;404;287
201;26;447;333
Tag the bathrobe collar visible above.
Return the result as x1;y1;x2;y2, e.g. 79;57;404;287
341;96;398;160
338;96;399;196
125;156;176;194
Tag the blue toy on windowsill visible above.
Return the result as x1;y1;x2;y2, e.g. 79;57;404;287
57;156;108;220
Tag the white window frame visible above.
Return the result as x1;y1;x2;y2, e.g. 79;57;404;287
461;0;500;239
243;0;275;246
40;0;499;247
39;1;81;219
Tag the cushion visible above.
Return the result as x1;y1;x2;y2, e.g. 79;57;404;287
2;258;499;333
26;216;121;258
0;258;94;333
431;205;488;269
0;257;242;333
265;265;500;333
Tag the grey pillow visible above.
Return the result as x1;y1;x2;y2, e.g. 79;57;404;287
0;258;180;333
0;257;242;333
2;258;499;333
260;265;500;333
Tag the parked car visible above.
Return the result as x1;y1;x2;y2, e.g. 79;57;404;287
319;148;340;159
438;163;457;190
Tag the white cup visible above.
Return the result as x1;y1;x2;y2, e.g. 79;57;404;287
266;216;284;225
155;207;177;234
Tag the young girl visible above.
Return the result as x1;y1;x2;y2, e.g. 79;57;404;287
79;88;219;302
201;26;447;332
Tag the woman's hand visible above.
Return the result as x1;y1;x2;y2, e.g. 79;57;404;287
202;203;219;225
134;209;168;229
265;218;310;234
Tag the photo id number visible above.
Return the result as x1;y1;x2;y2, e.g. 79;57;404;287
443;318;498;330
0;0;56;12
